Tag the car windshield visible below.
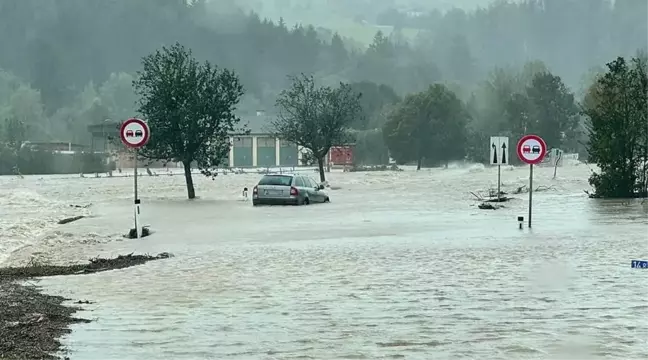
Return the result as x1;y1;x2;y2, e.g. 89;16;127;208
258;175;293;186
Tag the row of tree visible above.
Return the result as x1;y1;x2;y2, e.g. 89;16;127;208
132;42;646;200
0;0;433;113
0;50;583;169
0;0;645;127
380;55;647;199
133;44;628;198
351;60;585;167
0;69;137;144
375;0;645;84
132;44;362;198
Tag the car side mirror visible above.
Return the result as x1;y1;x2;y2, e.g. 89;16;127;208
318;184;325;190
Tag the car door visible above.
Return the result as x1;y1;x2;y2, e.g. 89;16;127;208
307;177;325;202
294;176;310;200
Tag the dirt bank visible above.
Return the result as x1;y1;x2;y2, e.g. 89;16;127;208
0;253;171;360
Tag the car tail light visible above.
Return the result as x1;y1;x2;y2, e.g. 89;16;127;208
290;186;298;196
253;186;258;194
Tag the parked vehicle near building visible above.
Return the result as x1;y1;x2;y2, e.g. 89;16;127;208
252;174;329;206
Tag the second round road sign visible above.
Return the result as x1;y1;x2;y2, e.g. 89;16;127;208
516;134;547;165
120;118;150;149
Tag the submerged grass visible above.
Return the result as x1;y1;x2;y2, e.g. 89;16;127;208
0;253;171;280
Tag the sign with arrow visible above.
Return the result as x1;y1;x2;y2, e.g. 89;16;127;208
489;136;509;165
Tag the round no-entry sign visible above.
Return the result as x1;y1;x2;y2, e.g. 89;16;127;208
517;134;547;164
120;118;150;149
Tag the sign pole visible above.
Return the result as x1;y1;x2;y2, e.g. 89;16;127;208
516;134;546;229
134;149;141;238
490;136;508;200
497;165;501;200
528;164;533;228
120;118;149;239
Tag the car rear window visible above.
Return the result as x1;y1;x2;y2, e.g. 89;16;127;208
258;175;293;186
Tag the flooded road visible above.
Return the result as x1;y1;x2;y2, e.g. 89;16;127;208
2;164;647;359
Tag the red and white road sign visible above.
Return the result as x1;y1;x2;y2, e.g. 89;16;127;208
516;134;547;165
120;118;150;149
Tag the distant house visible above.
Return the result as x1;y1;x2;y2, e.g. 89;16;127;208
87;121;120;154
230;110;301;168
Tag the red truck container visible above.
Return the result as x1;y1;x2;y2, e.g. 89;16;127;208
328;145;354;165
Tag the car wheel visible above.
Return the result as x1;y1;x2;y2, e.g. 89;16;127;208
303;197;310;205
324;197;330;202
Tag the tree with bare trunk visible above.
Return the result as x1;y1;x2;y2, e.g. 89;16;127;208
382;84;469;169
268;74;362;182
133;42;245;199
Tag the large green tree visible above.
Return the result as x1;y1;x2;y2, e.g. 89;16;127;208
268;74;362;182
1;117;26;153
351;128;390;165
524;72;580;150
0;70;48;141
348;80;399;130
0;117;27;174
346;81;399;165
584;55;648;198
383;84;469;169
133;43;245;199
500;71;580;165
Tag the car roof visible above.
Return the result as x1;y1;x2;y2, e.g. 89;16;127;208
261;174;315;179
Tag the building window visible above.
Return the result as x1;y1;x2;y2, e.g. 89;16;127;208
233;137;252;147
257;137;275;147
281;140;296;148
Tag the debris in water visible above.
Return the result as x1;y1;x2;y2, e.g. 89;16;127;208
57;215;85;224
69;203;92;208
478;203;504;210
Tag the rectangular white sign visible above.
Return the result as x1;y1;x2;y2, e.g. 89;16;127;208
489;136;509;165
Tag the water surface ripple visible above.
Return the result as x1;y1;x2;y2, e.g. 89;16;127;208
2;165;647;359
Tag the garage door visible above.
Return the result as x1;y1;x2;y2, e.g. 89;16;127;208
232;137;253;167
280;141;298;166
256;137;276;167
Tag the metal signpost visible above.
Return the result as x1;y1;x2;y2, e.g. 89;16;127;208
489;136;509;199
119;118;150;238
516;134;547;228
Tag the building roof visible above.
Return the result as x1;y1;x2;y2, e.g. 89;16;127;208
237;113;274;135
88;121;121;135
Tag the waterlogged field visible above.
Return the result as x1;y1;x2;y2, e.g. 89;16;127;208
1;164;647;359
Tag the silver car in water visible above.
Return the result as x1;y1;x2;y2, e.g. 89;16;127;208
252;174;330;206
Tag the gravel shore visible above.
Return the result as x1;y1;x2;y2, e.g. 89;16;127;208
0;253;171;360
0;279;88;360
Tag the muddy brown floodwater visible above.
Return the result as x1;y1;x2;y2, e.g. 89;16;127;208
1;164;647;360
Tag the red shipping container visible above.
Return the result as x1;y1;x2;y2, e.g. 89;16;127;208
328;145;354;165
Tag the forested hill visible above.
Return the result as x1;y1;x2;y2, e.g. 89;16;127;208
0;0;645;143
